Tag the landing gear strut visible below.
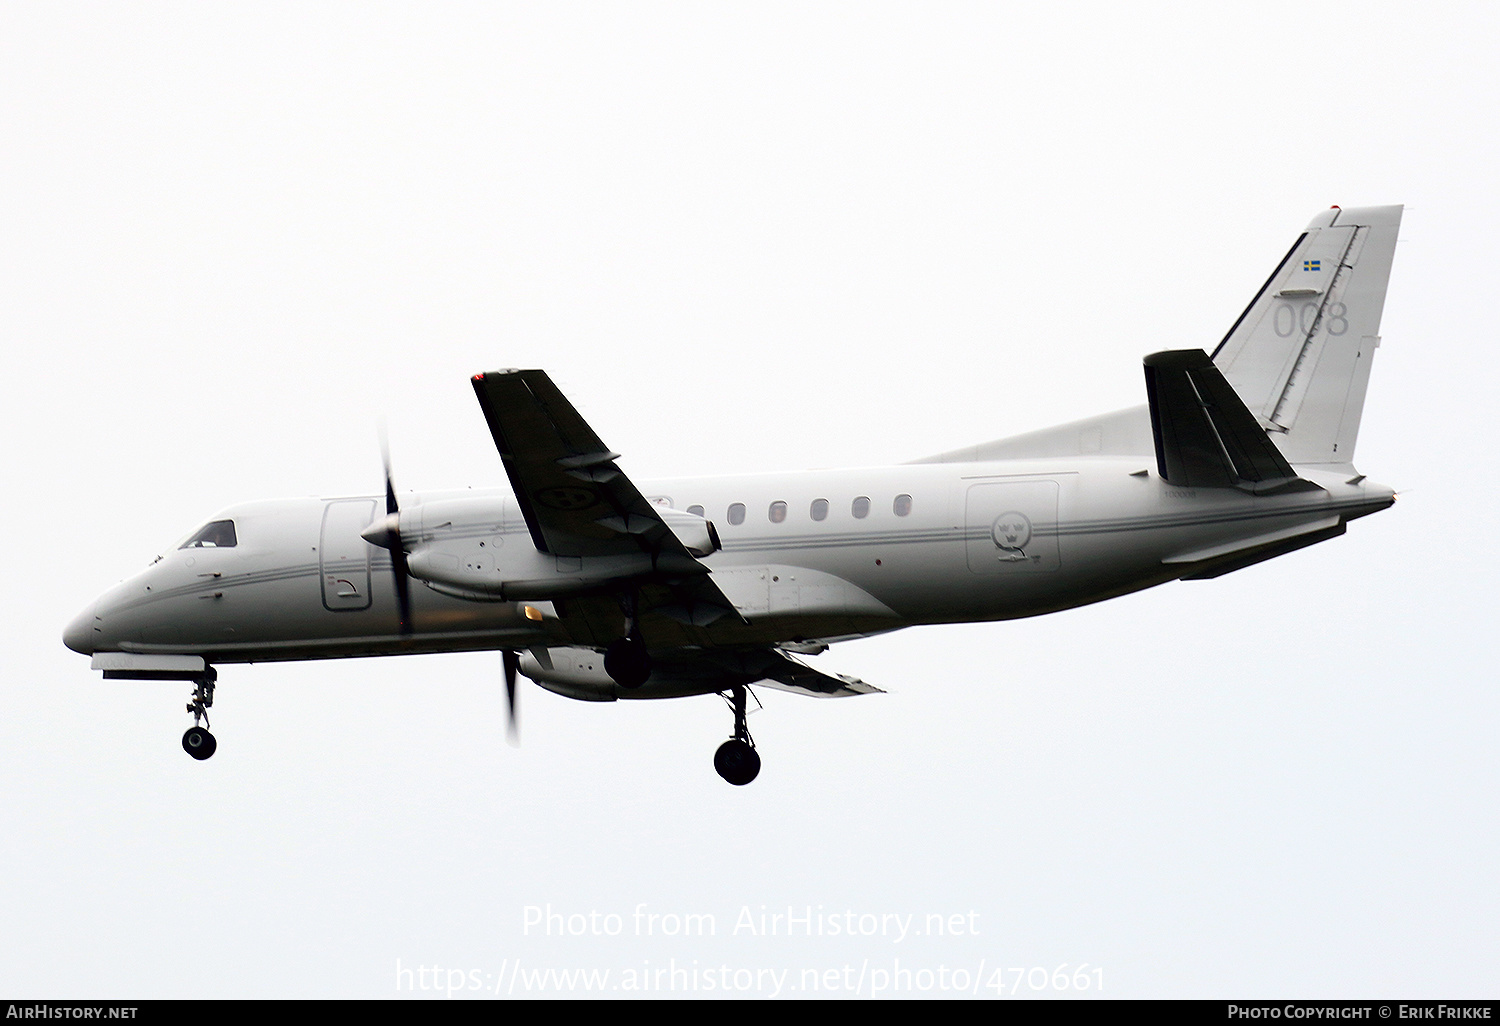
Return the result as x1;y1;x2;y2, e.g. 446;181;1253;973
182;675;217;761
604;592;651;689
714;685;760;785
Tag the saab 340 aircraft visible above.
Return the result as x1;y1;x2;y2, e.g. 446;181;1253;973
64;205;1402;784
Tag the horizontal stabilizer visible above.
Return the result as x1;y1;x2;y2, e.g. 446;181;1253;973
1144;350;1317;494
1163;514;1341;565
1177;521;1346;580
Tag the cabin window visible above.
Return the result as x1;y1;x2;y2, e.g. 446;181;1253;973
810;498;829;521
728;503;746;526
768;501;787;523
687;504;705;517
181;520;237;549
894;493;913;517
851;496;871;519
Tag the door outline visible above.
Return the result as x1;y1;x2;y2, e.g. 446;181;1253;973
320;499;376;611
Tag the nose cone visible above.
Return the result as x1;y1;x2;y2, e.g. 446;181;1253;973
63;603;97;655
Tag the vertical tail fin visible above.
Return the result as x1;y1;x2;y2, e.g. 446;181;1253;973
1212;205;1402;466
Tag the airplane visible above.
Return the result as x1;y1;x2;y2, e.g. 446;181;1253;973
63;204;1402;785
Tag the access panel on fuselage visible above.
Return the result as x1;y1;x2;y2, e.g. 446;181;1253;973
965;479;1060;573
320;499;376;611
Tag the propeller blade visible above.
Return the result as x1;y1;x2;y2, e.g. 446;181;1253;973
379;422;400;518
392;547;413;636
376;423;413;635
503;649;520;746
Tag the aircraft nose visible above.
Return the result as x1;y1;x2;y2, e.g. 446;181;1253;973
63;602;97;655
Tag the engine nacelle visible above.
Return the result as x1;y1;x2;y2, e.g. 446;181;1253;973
398;496;722;601
657;507;721;557
518;647;617;702
518;646;733;702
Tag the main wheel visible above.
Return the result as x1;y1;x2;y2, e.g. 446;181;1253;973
182;726;217;761
604;637;651;689
714;739;761;785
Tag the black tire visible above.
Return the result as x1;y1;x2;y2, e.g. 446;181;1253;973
182;726;217;761
604;637;651;689
714;739;761;785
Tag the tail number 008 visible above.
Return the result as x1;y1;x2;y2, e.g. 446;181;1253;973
1274;301;1348;338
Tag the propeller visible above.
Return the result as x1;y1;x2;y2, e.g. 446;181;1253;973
364;426;520;739
503;648;520;746
360;427;414;635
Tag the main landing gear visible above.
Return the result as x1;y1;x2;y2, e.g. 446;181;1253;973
604;592;651;689
182;676;217;761
599;594;758;784
714;685;760;786
604;635;650;689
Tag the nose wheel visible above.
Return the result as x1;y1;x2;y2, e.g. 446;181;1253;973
182;725;217;760
182;677;217;761
714;686;760;785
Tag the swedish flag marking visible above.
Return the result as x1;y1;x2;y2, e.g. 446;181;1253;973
1304;259;1321;272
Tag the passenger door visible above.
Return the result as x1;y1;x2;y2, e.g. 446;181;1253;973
320;499;376;610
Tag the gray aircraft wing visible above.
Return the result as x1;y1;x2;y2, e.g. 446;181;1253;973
658;647;885;698
756;650;884;698
472;370;687;561
471;369;739;624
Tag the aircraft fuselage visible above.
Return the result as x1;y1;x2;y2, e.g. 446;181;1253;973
67;457;1393;670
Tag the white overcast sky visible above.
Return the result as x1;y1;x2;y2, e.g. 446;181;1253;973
3;0;1497;1000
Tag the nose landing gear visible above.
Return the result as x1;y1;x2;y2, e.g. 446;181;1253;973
714;685;760;786
181;676;217;761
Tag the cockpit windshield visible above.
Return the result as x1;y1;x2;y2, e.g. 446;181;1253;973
180;520;238;549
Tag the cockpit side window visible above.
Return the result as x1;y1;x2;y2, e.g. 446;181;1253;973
181;520;237;549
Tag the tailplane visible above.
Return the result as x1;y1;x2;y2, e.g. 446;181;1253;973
1212;204;1402;466
1144;349;1317;494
